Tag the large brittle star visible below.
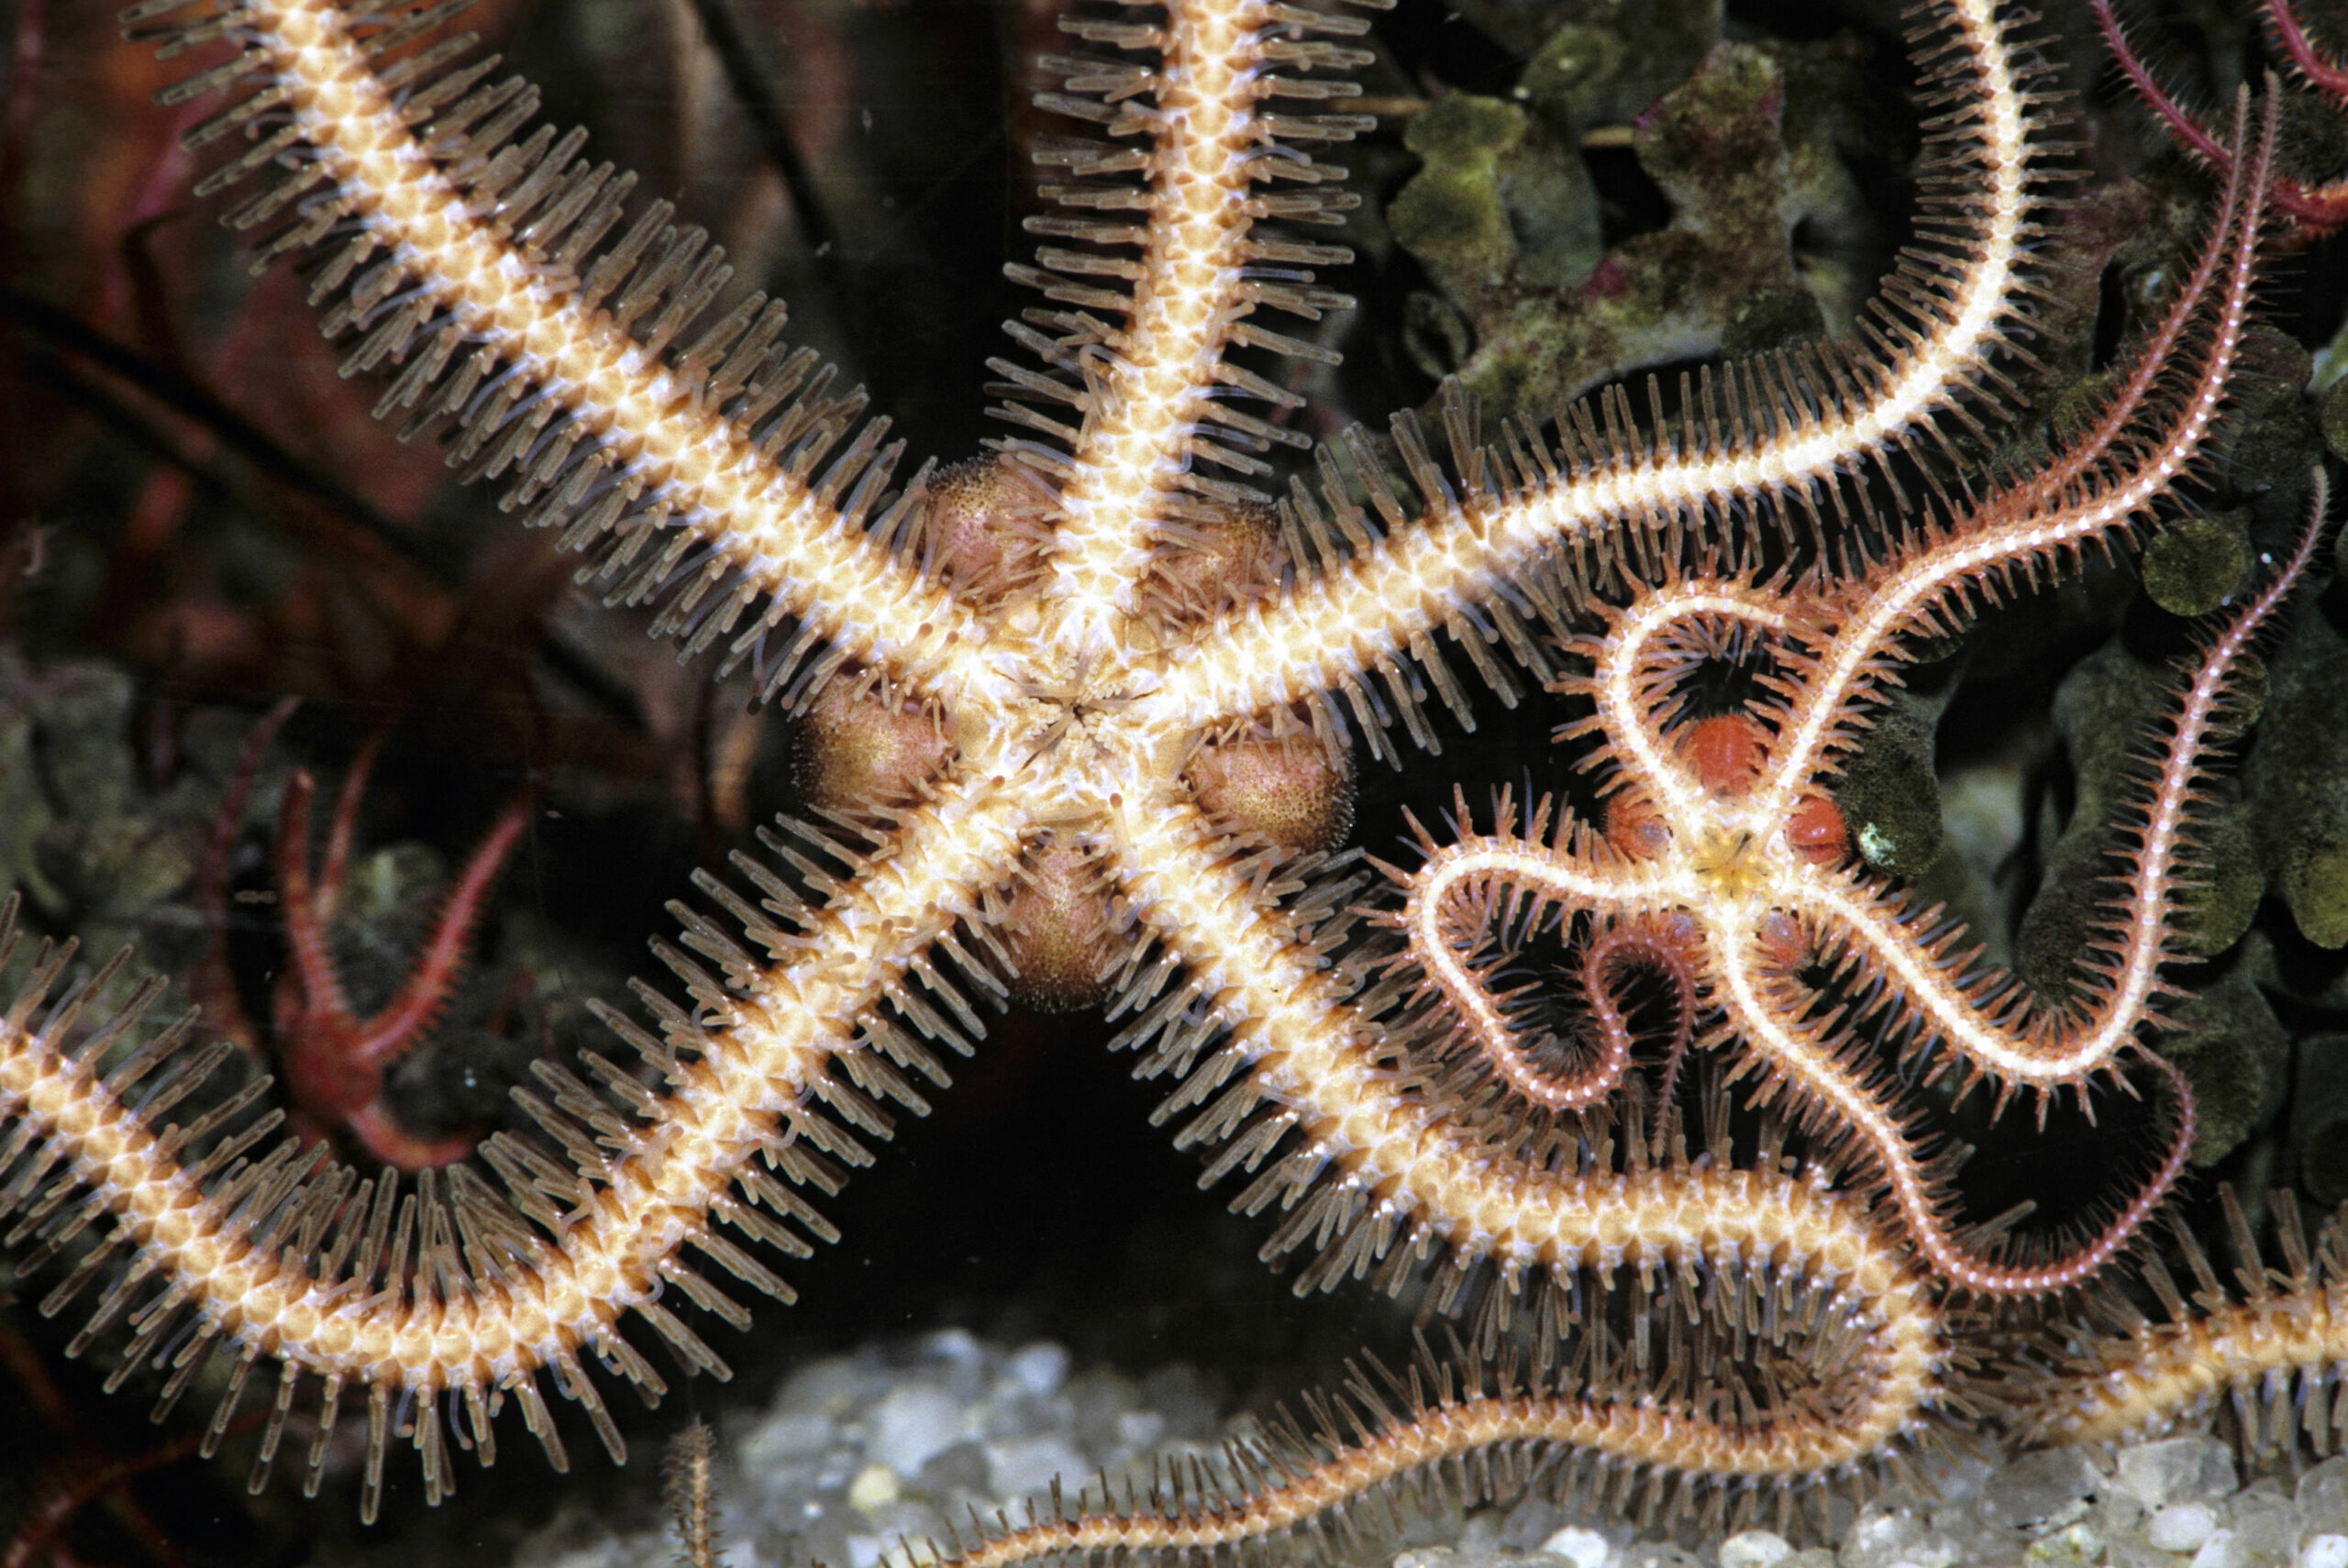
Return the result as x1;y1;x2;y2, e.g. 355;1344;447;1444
0;0;2342;1551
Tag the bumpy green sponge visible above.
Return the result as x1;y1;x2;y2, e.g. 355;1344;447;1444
2252;611;2348;948
1385;4;1880;425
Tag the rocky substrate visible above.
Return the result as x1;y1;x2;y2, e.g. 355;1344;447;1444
509;1333;2348;1568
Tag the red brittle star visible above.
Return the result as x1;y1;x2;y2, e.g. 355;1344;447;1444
2095;0;2348;237
193;698;531;1168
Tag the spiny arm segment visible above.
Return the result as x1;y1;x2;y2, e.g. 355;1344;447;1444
2021;1187;2348;1456
2265;0;2348;96
1394;827;1694;1120
1758;89;2273;822
1144;0;2058;736
1007;0;1384;656
0;778;1026;1520
909;1333;1933;1568
125;0;1004;708
1723;938;2198;1298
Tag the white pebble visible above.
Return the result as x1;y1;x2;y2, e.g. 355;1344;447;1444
2299;1538;2348;1568
865;1385;966;1476
1114;1409;1167;1451
1716;1529;1793;1568
2300;1460;2348;1534
2190;1528;2242;1568
2118;1437;2238;1511
919;1327;984;1367
2228;1487;2303;1562
2151;1504;2220;1551
779;1354;874;1419
1391;1549;1461;1568
1004;1342;1070;1397
2022;1521;2101;1567
1537;1525;1615;1568
986;1433;1086;1497
847;1463;899;1514
739;1410;832;1467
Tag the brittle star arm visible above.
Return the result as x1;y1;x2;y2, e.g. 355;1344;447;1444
1024;0;1379;652
1144;0;2051;732
1101;792;1944;1489
1718;920;2198;1297
1759;82;2269;796
2021;1188;2348;1452
0;772;1032;1522
1785;470;2327;1091
2088;0;2242;182
2265;0;2348;97
128;0;1002;705
1393;828;1689;1113
925;1378;1901;1568
2092;0;2348;235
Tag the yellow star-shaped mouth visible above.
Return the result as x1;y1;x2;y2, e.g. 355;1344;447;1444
1688;825;1770;903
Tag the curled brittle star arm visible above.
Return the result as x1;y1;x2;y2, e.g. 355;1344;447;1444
1580;581;1802;826
2265;0;2348;97
129;0;998;704
1143;0;2043;730
0;776;1028;1517
1718;925;2196;1297
2094;0;2348;234
2089;0;2238;173
1787;475;2328;1099
1399;836;1684;1112
1034;0;1376;653
1103;797;1944;1487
